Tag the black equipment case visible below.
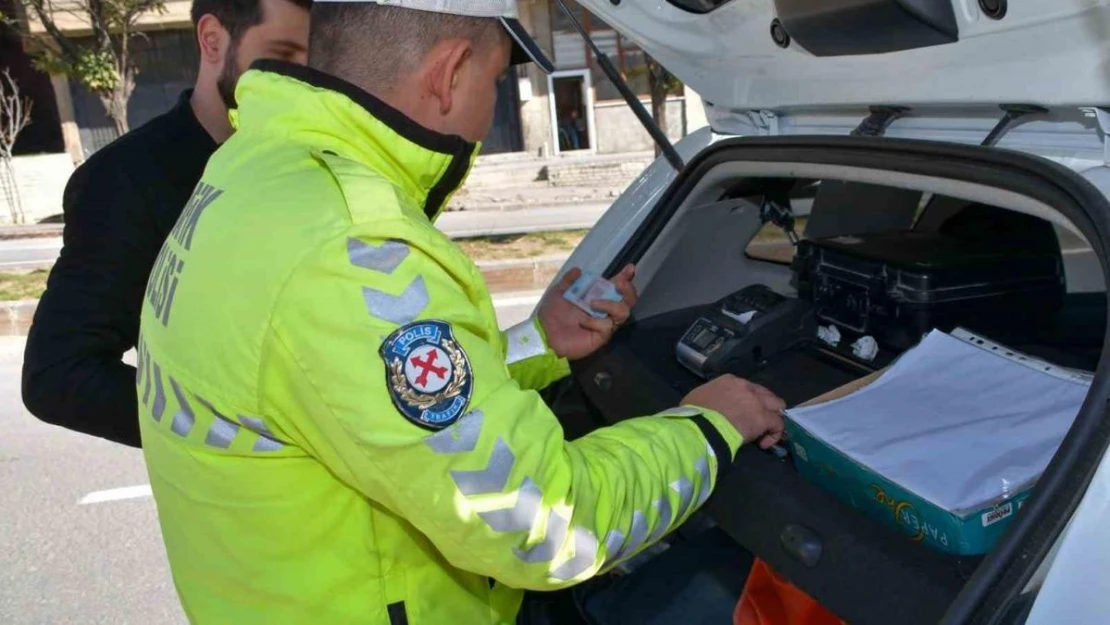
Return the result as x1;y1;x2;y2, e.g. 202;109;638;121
792;227;1066;352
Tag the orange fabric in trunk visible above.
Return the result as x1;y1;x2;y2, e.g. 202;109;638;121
734;559;848;625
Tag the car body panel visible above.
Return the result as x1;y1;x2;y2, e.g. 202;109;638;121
1025;445;1110;623
575;0;1110;115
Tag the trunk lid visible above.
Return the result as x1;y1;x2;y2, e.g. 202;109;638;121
576;0;1110;149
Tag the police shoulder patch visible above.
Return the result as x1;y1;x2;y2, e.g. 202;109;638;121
380;320;473;431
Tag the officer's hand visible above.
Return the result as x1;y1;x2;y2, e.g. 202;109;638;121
537;264;638;361
682;375;786;449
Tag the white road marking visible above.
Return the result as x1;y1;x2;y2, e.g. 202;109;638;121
79;484;152;505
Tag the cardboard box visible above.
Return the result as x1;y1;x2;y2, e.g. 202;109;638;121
786;368;1033;556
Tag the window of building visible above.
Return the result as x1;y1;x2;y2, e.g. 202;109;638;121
549;0;680;102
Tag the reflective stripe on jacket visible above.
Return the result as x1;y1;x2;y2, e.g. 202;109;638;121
137;60;743;625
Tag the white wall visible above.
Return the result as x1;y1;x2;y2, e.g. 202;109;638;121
594;97;686;154
0;154;73;225
685;88;709;134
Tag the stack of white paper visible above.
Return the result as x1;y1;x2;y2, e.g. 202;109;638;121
786;330;1091;514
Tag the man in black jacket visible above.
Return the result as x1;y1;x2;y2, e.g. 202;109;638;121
22;0;311;447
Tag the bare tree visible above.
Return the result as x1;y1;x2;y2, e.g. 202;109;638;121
0;68;33;225
628;52;684;158
645;54;682;158
20;0;165;135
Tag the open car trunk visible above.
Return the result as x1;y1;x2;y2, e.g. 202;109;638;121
546;136;1110;625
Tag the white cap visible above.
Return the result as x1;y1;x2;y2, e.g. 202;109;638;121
313;0;555;73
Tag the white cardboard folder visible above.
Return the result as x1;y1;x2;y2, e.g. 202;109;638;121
786;329;1091;515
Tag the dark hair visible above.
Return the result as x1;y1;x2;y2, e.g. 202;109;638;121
191;0;313;42
309;3;502;87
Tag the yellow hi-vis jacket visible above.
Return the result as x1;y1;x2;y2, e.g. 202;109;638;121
136;60;743;625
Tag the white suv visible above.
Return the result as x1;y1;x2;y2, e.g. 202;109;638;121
545;1;1110;623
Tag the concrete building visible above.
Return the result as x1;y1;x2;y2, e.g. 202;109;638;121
0;0;706;223
517;0;707;157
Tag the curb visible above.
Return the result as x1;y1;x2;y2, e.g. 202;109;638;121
477;255;568;295
0;225;63;241
1;256;570;335
473;254;569;269
446;192;620;211
445;200;613;213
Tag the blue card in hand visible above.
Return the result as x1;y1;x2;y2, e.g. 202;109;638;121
563;270;622;319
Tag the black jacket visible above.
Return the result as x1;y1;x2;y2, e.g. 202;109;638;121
22;91;217;447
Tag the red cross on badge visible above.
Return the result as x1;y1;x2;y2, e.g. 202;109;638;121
404;345;453;393
411;351;447;387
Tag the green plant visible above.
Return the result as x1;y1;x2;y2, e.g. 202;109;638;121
20;0;167;135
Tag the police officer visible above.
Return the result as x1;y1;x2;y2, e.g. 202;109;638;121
136;1;786;623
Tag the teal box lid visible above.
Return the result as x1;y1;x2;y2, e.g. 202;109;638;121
782;329;1086;556
787;417;1030;555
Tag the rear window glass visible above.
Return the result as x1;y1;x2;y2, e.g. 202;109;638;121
747;219;804;265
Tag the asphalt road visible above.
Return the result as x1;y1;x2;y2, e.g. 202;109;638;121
0;337;181;625
0;239;63;272
0;293;540;625
0;204;608;271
